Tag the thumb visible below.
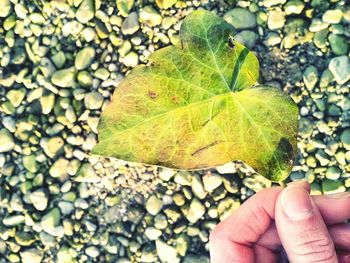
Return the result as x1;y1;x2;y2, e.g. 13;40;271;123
275;183;338;263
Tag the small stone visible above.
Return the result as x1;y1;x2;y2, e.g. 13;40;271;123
263;0;286;7
268;9;286;30
224;8;256;29
30;189;48;211
3;215;25;226
121;12;139;35
174;171;192;186
322;9;343;24
234;30;258;49
145;227;162;240
15;232;35;246
326;166;342;180
122;51;139;67
52;51;66;69
217;197;240;220
146;195;163;215
203;173;222;192
159;168;176;181
51;67;76;88
77;71;93;87
139;6;162;27
49;158;69;178
23;155;39;173
264;32;282;46
340;129;350;149
313;28;328;49
186;198;205;223
328;56;350;85
284;0;304;15
20;248;43;263
117;0;134;17
41;208;61;235
191;174;207;200
328;34;349;56
76;0;95;24
75;47;95;70
85;246;100;258
84;92;104;110
0;0;11;17
74;163;100;183
42;136;64;158
156;240;180;263
0;128;15;153
303;65;318;90
322;179;346;194
216;162;236;174
6;88;26;107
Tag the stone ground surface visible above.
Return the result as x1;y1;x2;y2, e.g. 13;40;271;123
0;0;350;262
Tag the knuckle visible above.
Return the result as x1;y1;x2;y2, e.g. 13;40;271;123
293;232;335;262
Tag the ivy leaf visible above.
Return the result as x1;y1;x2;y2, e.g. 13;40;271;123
92;10;298;182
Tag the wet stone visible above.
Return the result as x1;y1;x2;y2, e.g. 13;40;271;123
224;8;256;29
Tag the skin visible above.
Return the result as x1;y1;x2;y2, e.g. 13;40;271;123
209;181;350;263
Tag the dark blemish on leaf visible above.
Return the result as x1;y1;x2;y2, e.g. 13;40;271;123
201;111;220;127
191;140;222;156
171;96;178;103
267;137;294;179
228;36;235;49
148;90;157;99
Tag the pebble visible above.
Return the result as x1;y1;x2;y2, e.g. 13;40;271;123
75;47;95;70
139;6;162;27
303;65;318;90
49;158;69;178
23;155;39;173
174;171;192;186
267;9;286;30
284;0;304;15
117;0;134;17
76;0;95;24
322;179;346;194
223;8;256;29
328;34;349;56
263;0;286;7
191;174;207;200
234;30;258;49
328;56;350;85
156;240;180;263
51;67;76;88
20;248;43;263
186;198;205;223
145;227;162;240
3;215;25;226
146;195;163;215
74;163;100;183
122;51;139;67
41;208;61;235
203;173;222;192
322;9;343;24
0;0;11;17
85;246;100;258
0;128;15;153
84;92;104;110
30;189;48;211
122;12;140;35
340;129;350;149
325;166;341;180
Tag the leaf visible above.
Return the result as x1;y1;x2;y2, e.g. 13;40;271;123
92;10;298;182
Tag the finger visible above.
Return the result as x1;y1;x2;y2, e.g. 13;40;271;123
329;224;350;250
313;192;350;224
209;186;282;263
275;184;337;263
338;250;350;263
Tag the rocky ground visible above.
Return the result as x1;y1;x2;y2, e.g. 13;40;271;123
0;0;350;262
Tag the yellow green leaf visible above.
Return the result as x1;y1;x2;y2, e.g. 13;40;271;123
92;10;298;182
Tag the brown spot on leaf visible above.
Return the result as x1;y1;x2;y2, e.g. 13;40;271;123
191;140;223;156
148;90;157;99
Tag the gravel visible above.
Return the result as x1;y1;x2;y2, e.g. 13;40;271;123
0;0;349;262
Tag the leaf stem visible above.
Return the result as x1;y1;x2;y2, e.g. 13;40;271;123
229;47;250;92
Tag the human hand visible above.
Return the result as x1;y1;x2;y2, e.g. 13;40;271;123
209;181;350;263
